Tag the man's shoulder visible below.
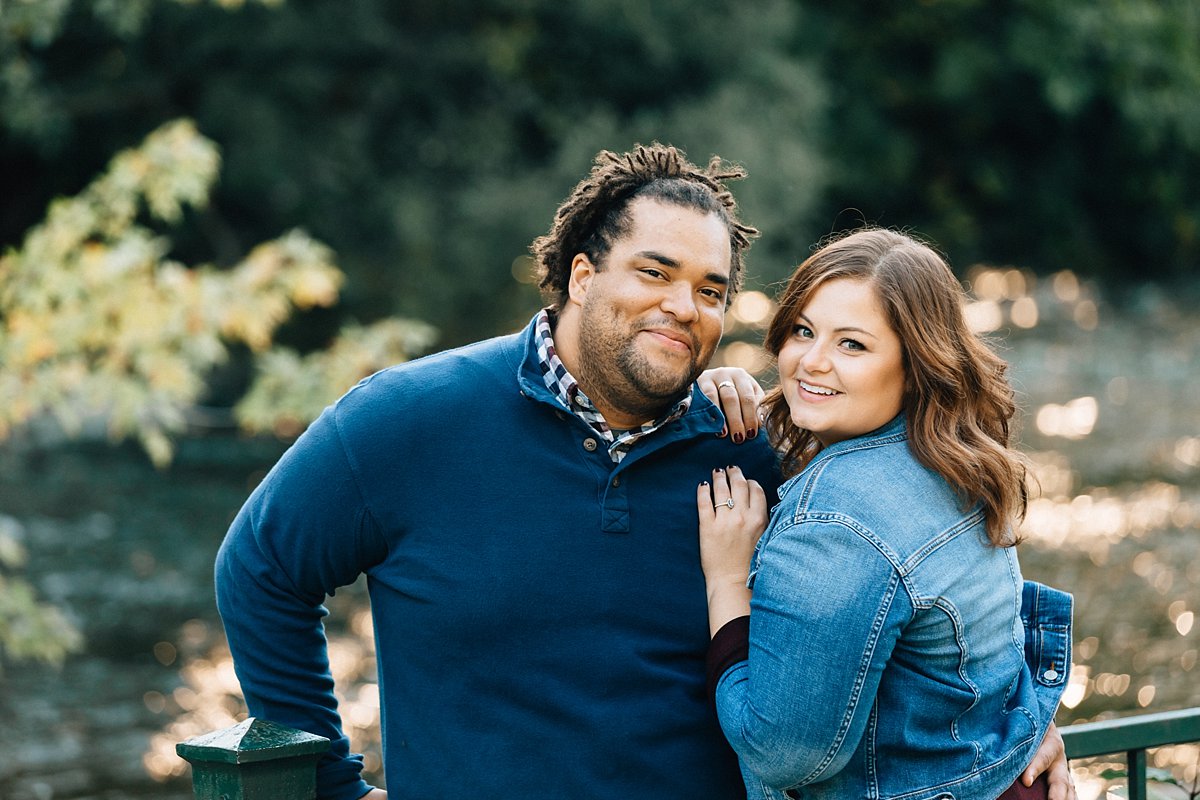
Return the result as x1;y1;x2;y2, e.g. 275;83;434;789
347;330;523;402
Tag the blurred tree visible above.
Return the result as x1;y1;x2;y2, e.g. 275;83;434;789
0;513;81;673
6;0;1200;351
804;0;1200;282
2;0;828;349
0;110;427;669
2;119;345;465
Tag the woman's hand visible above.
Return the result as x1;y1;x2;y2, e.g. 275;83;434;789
1022;723;1076;800
696;367;764;444
697;466;769;636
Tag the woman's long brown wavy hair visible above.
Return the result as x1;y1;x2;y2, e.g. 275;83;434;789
762;228;1028;546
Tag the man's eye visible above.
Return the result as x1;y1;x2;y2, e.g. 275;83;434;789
700;288;724;301
642;268;666;279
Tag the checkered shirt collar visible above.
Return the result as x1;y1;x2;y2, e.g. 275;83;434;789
533;308;692;463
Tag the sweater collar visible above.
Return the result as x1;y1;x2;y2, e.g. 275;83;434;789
516;310;722;459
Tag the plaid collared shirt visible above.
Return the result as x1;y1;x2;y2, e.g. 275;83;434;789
534;309;692;464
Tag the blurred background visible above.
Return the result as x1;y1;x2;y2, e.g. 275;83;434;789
1;0;1197;797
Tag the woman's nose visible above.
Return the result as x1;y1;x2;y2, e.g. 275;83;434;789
800;341;831;372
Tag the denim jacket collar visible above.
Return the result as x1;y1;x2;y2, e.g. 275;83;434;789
776;413;908;502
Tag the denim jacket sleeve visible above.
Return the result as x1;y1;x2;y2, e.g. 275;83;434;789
1021;580;1074;720
713;515;911;790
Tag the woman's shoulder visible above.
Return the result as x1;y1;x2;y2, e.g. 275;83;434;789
782;439;971;549
801;436;936;499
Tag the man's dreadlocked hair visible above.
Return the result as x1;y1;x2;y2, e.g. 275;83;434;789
531;143;759;311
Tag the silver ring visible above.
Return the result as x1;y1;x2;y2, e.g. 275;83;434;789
716;380;736;391
714;498;735;510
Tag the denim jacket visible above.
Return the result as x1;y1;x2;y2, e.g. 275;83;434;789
714;415;1072;800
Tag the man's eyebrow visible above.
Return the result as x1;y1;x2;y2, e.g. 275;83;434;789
636;250;679;268
635;251;730;287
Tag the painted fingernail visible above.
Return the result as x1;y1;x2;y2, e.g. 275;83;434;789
732;432;744;444
719;426;728;438
748;428;758;439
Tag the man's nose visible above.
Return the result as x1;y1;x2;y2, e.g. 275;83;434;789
659;283;699;322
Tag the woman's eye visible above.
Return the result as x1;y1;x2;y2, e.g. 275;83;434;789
793;324;813;339
841;338;865;351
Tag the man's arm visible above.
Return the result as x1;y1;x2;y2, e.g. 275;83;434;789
216;405;387;800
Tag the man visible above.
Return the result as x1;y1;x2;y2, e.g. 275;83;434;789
215;144;1072;799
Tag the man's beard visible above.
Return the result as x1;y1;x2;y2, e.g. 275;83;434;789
577;307;706;423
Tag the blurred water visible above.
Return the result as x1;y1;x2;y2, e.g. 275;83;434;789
0;273;1197;798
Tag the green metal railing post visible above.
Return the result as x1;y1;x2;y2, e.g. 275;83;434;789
1126;749;1147;800
1061;706;1200;800
176;717;331;800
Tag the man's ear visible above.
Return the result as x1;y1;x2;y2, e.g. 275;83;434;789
566;253;597;307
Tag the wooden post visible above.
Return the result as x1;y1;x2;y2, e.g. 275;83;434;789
176;717;331;800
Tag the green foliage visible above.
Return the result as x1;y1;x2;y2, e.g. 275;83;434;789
1;1;444;671
6;0;1200;352
0;0;831;346
0;119;350;466
0;515;83;671
805;0;1200;281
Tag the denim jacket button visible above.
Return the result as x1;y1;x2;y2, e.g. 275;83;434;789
583;438;598;452
1044;668;1059;681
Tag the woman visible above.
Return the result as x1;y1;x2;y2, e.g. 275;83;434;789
698;228;1072;799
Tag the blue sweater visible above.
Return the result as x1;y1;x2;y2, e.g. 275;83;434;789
215;314;782;800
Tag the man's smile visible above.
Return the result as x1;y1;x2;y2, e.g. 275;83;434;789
641;326;696;354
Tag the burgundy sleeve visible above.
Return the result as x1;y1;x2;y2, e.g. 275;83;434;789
706;615;751;701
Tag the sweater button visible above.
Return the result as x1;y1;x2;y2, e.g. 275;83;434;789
611;476;621;488
583;438;598;452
